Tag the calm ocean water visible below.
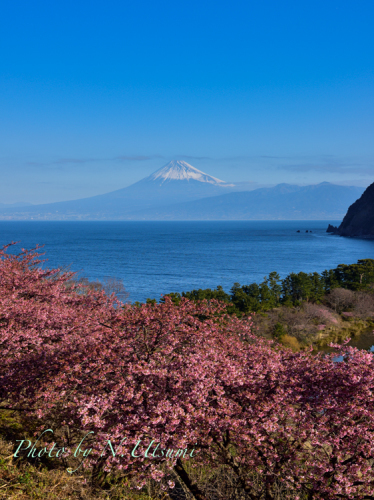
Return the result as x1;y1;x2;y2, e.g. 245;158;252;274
1;220;374;304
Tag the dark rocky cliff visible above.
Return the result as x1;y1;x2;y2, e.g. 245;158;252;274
327;182;374;238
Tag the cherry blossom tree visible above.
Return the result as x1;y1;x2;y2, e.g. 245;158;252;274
1;243;374;499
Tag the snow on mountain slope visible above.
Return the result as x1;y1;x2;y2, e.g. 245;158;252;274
148;160;234;186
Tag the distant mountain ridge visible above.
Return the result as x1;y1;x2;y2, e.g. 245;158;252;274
126;182;365;220
0;160;365;220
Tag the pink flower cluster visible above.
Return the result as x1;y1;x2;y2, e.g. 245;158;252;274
318;308;339;324
1;244;374;499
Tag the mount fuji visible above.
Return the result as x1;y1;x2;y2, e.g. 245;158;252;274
0;160;237;219
0;160;365;220
148;160;234;186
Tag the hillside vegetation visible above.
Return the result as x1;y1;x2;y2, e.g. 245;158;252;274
157;259;374;350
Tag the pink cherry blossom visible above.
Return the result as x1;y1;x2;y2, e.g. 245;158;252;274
1;243;374;499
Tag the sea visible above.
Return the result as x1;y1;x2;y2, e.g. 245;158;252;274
1;220;374;304
2;220;374;352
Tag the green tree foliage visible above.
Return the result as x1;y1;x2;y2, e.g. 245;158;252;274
159;259;374;314
273;322;287;340
160;292;182;305
231;282;261;313
268;271;282;303
182;285;231;303
321;268;340;292
331;259;374;291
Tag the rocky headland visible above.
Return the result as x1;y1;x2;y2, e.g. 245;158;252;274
327;181;374;238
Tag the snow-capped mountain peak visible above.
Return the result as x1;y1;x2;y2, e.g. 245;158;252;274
148;160;234;186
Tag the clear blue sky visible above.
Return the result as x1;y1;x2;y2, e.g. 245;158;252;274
0;0;373;203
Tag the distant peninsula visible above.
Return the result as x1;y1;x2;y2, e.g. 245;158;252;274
327;182;374;239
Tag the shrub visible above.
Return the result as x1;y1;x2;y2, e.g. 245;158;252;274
273;321;287;340
279;334;300;351
325;288;356;313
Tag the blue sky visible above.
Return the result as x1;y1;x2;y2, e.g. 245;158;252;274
0;0;373;203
